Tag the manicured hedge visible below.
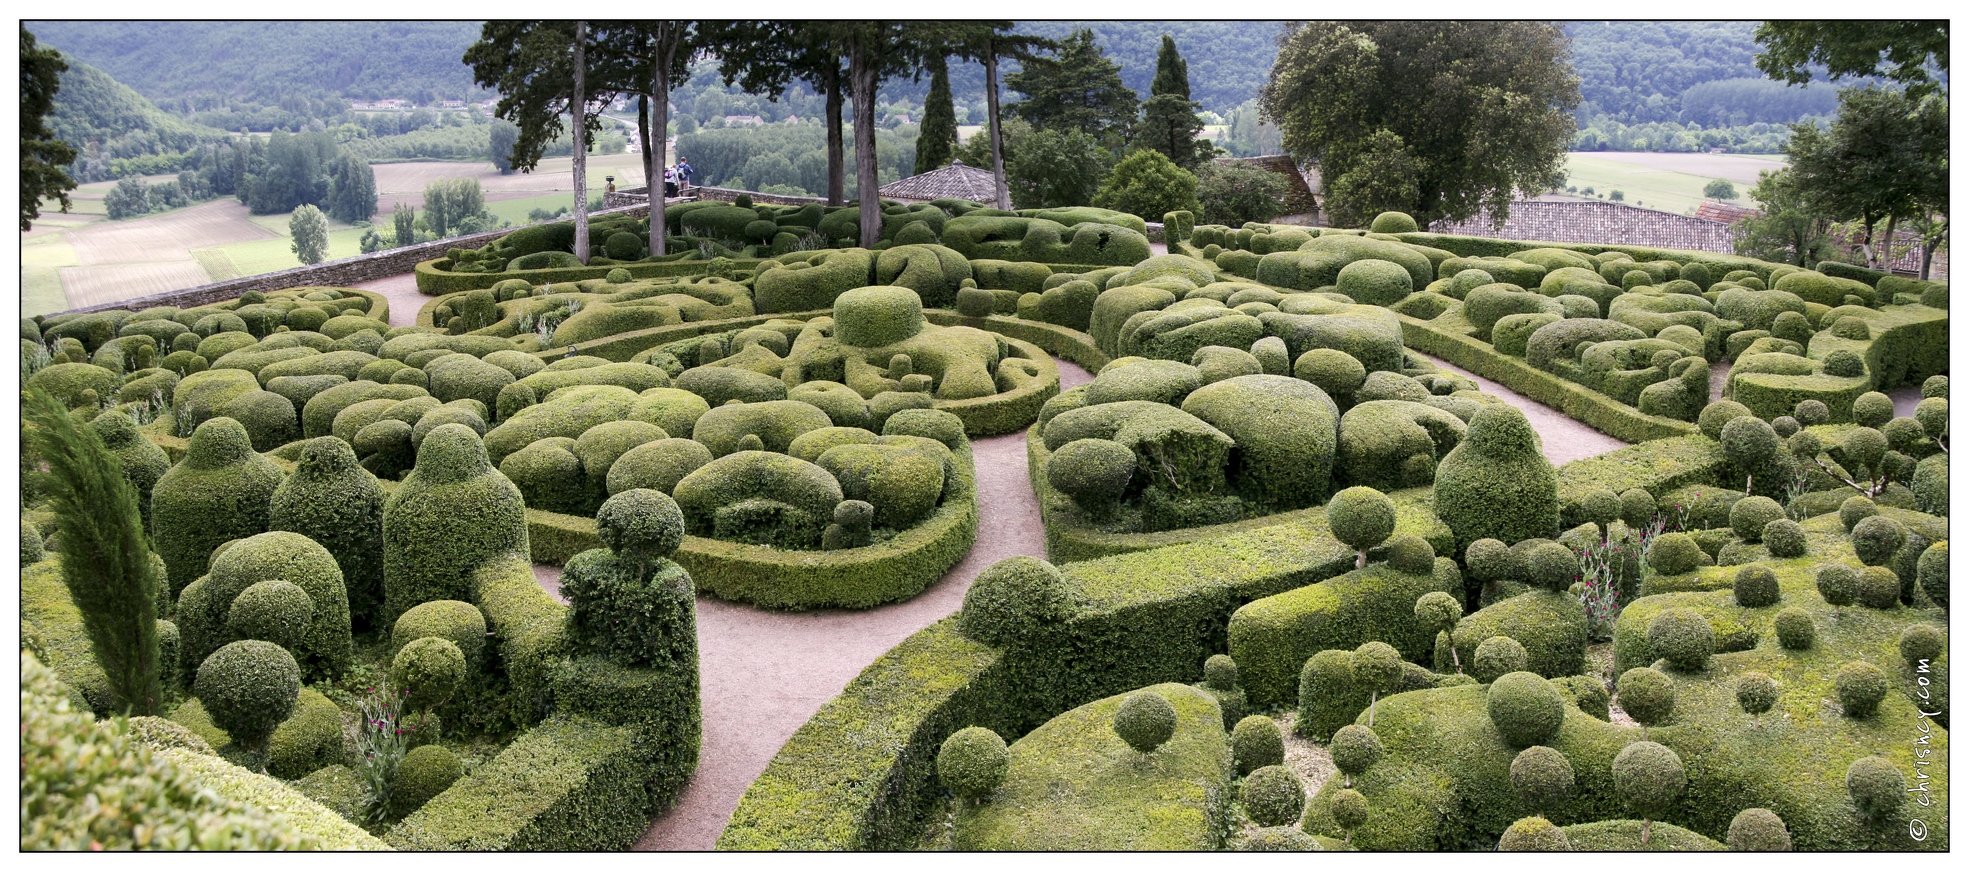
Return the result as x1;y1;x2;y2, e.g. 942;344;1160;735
1229;563;1461;706
415;255;763;296
386;716;664;850
524;444;977;610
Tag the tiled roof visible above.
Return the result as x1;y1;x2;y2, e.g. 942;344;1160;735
878;160;1001;203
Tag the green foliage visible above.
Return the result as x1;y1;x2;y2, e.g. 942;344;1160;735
1736;671;1779;717
1833;660;1887;717
270;438;386;628
1008;129;1112;209
22;388;161;714
1113;690;1178;754
1261;22;1577;226
1851;514;1906;566
1328;486;1396;565
1843;756;1905;821
1646;608;1716;672
1242;765;1305;827
936;726;1008;803
393;636;464;714
1733;565;1780;608
1498;816;1570;851
225;580;313;652
1509;745;1574;812
1774;607;1816;649
1611;740;1686;827
1616;666;1675;728
1092;149;1200;223
21;27;78;230
559;547;696;670
19;652;334;849
1486;671;1564;747
1474;636;1529;684
1194;159;1289;227
1229;714;1284;777
1433;404;1558;551
390;744;463;819
193;640;300;760
1330;723;1384;785
1727;807;1793;851
150;416;284;594
382;424;529;622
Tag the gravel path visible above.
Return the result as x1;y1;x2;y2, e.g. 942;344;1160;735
523;361;1097;851
1419;355;1630;465
351;273;427;328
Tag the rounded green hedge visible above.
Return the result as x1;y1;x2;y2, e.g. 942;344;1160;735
225;580;315;653
1736;671;1779;717
1433;404;1557;552
1486;671;1564;747
1473;636;1529;683
1646;608;1715;672
1851;515;1907;566
1615;666;1675;728
391;599;487;665
1612;740;1686;823
270;437;385;629
1242;765;1306;828
958;556;1071;650
1509;745;1574;811
193;640;301;755
1845;756;1905;821
381;424;529;622
1733;565;1781;608
937;726;1009;803
1112;690;1178;755
1230;714;1284;776
597;488;686;563
151;417;285;595
1497;816;1570;851
1329;724;1384;784
1773;607;1816;650
1834;660;1888;717
1727;808;1792;851
391;744;464;819
394;636;465;714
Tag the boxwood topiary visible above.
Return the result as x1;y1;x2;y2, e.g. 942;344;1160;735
225;580;314;652
1473;636;1528;684
1838;496;1878;532
1329;486;1396;568
381;424;529;623
1845;756;1905;821
1897;624;1944;667
391;744;464;819
1728;496;1784;542
937;726;1009;804
1851;515;1907;566
1646;608;1715;672
1761;518;1806;559
1916;541;1947;609
193;640;301;762
150;417;285;594
958;556;1071;650
1509;745;1573;812
1727;808;1792;851
1230;715;1284;776
392;600;487;665
1646;532;1704;576
559;551;696;671
1112;690;1178;755
1487;671;1564;747
1330;787;1369;841
193;531;352;680
1433;405;1557;552
1732;565;1780;608
394;636;465;714
1616;666;1675;729
1242;765;1306;828
1497;816;1570;851
1835;660;1888;717
1767;609;1816;653
1612;741;1686;839
1736;671;1779;719
1856;566;1901;610
1329;724;1383;787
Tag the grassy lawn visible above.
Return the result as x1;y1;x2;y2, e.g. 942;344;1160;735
197;226;373;276
21;237;78;316
1561;154;1761;215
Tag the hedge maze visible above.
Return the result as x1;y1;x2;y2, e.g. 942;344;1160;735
20;196;1949;852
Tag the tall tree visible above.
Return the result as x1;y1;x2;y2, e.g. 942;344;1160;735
943;24;1051;210
1132;34;1215;171
466;21;610;251
324;154;376;224
1259;21;1579;227
22;26;78;231
1784;86;1948;269
23;391;161;716
393;202;416;247
1008;129;1110;209
584;22;706;256
714;23;851;205
1150;34;1191;100
570;20;588;264
914;54;959;174
290;204;329;265
489;118;519;174
1755;21;1950;97
1006;27;1139;150
1733;168;1833;267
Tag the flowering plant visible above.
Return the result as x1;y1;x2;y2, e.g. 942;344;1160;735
353;684;415;822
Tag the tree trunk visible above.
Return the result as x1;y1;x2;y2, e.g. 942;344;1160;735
1878;213;1899;274
649;35;672;257
638;95;654;191
571;20;589;265
824;65;846;207
1920;239;1935;281
986;48;1009;210
852;51;881;248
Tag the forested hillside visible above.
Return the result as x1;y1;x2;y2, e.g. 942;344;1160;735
1566;21;1837;125
45;55;229;183
24;21;490;105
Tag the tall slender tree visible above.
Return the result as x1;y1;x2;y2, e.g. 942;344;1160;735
23;391;161;716
466;21;611;253
1132;34;1215;171
1784;86;1948;269
570;20;588;264
915;54;959;174
714;23;851;205
22;26;78;231
587;21;706;256
944;24;1053;210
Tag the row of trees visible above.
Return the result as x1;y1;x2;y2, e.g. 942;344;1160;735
1733;22;1948;278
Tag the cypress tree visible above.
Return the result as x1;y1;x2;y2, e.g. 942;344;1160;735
1151;34;1191;100
1132;34;1214;171
22;388;161;715
915;54;959;174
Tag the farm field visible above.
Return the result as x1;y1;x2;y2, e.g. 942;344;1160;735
18;155;633;316
1561;151;1786;215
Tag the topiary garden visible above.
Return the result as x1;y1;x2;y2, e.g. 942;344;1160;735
22;199;1947;853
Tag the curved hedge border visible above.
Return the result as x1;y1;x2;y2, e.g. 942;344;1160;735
1029;426;1452;563
1397;315;1699;443
414;256;766;296
717;494;1455;848
524;445;978;610
1729;304;1947;421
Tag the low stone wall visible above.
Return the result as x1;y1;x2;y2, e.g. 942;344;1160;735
58;204;653;316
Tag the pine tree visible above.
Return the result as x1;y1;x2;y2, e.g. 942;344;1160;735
915;54;959;174
22;392;161;716
1131;34;1215;171
1006;28;1138;150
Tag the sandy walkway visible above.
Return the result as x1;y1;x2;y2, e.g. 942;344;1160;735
351;273;429;327
1420;355;1629;465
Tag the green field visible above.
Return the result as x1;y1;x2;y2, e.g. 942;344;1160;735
21;237;75;315
1559;153;1784;215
